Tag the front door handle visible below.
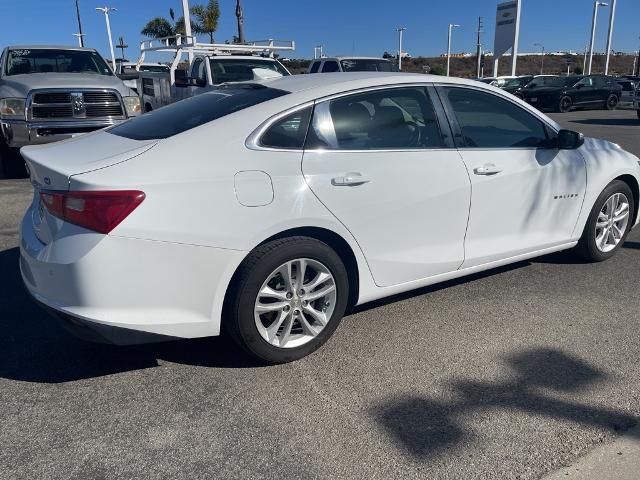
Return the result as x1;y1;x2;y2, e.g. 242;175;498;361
473;164;502;176
331;173;371;186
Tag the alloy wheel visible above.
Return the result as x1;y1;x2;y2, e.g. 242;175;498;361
595;193;630;253
254;258;337;349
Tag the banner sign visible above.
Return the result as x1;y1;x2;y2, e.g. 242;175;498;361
493;1;519;58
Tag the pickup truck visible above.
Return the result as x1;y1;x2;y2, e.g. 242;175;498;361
114;60;169;92
135;36;294;112
0;45;141;177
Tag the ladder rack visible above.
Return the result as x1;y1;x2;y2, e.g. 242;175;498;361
136;35;295;84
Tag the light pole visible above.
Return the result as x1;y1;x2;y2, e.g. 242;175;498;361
396;27;406;71
446;23;460;77
534;43;545;74
95;7;117;70
587;1;608;75
74;0;85;47
604;0;617;75
181;0;194;62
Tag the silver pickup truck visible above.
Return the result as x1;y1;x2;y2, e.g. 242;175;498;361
0;45;141;177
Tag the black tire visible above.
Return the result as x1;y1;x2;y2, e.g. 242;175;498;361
225;236;349;364
605;93;619;111
0;139;27;179
558;95;572;113
575;180;635;262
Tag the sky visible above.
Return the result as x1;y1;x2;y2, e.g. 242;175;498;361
0;0;638;61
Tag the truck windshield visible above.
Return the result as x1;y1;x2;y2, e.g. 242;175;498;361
209;58;289;84
5;49;112;76
339;59;396;72
108;85;288;140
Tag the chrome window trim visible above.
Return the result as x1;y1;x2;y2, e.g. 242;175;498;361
245;101;314;152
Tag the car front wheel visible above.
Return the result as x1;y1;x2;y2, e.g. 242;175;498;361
575;180;635;262
225;236;349;363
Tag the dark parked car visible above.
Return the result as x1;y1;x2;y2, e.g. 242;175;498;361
500;75;534;97
523;75;622;113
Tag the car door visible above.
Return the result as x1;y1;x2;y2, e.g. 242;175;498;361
438;85;587;268
302;85;471;287
573;76;597;107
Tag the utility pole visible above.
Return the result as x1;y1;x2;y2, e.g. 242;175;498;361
447;23;460;77
583;44;588;73
475;17;484;78
396;27;406;71
236;0;245;44
95;7;117;70
116;36;128;60
534;43;545;74
74;0;85;47
604;0;617;75
588;1;608;75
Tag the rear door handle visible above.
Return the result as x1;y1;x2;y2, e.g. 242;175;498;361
331;173;371;186
473;164;502;176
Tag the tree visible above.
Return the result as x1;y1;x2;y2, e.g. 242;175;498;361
191;1;220;43
430;65;446;76
141;7;187;42
573;65;584;75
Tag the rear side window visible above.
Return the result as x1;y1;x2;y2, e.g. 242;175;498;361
309;61;320;73
321;61;340;73
260;107;312;149
444;87;549;148
109;86;288;140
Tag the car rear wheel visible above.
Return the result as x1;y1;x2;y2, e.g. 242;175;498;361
225;236;349;363
575;180;634;262
605;94;619;110
558;96;572;113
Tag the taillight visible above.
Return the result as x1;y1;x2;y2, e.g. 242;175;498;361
39;190;145;234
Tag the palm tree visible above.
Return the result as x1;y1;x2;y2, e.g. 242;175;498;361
191;1;220;43
141;8;187;41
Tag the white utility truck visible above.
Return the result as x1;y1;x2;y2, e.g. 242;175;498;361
134;35;295;112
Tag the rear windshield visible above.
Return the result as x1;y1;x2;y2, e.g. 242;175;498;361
209;58;289;84
340;59;395;72
108;85;288;140
5;48;112;75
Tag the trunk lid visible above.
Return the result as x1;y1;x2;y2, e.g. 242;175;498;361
22;130;157;244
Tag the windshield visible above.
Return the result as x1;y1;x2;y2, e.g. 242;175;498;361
209;58;289;84
5;49;112;76
503;77;531;88
339;59;396;72
109;85;288;140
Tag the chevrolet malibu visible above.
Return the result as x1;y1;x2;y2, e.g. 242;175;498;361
20;73;640;363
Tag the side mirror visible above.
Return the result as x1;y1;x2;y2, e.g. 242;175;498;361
556;129;584;150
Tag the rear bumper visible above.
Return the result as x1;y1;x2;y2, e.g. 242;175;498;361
1;119;124;148
20;205;247;342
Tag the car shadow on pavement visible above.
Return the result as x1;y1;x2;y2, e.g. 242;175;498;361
569;118;640;127
0;247;262;384
370;348;639;458
623;241;640;250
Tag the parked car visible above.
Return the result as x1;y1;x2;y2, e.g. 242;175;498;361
20;73;640;363
523;74;622;113
307;57;396;74
506;75;558;98
499;75;534;96
615;79;636;109
0;45;141;177
136;36;293;111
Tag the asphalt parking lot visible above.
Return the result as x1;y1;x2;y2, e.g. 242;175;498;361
1;109;640;480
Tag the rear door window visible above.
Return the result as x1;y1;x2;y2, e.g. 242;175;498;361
260;107;312;149
309;61;320;73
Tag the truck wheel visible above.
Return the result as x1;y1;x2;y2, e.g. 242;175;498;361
605;94;618;110
0;139;27;179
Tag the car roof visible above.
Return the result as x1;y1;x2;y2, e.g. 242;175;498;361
6;45;97;51
257;71;497;96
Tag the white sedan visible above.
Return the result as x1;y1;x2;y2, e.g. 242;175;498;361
20;73;640;363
